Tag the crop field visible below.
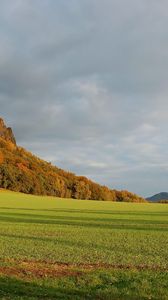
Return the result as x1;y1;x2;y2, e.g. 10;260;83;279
0;190;167;299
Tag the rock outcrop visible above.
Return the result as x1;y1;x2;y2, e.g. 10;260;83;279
0;118;16;145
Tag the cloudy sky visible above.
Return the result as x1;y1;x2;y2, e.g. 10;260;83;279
1;0;168;197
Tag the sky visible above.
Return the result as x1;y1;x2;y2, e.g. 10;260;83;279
0;0;168;197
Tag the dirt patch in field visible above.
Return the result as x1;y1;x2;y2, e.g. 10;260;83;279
0;259;167;280
0;262;83;279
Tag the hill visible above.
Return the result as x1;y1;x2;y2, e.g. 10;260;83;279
147;192;168;202
0;118;146;202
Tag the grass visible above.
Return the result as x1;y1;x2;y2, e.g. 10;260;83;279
0;190;167;299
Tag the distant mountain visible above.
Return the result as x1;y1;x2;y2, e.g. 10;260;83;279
0;117;146;203
147;192;168;202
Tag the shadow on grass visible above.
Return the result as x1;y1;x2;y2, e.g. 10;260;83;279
0;211;168;226
0;214;167;232
0;232;96;250
0;207;168;217
0;273;152;300
0;276;89;300
0;271;166;300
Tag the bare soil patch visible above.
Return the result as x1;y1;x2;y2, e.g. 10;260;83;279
0;261;82;279
0;259;167;280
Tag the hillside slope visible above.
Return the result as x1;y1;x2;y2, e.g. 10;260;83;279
0;118;146;202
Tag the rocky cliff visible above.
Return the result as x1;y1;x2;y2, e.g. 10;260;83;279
0;118;16;145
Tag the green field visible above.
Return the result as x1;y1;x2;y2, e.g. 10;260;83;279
0;190;168;299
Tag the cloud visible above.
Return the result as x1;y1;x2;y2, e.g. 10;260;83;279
0;0;168;196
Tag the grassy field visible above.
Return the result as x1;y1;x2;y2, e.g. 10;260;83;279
0;190;167;299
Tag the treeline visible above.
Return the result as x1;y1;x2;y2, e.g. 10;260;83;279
0;137;146;202
158;200;168;204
